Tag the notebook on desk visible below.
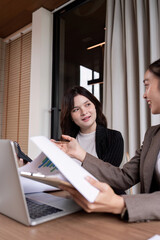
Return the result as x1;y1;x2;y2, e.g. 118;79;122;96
0;140;81;226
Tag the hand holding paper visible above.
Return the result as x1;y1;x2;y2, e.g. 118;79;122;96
30;136;99;203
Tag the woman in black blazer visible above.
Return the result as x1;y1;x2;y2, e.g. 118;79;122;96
60;86;124;167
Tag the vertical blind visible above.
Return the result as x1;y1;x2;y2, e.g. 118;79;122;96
2;31;32;154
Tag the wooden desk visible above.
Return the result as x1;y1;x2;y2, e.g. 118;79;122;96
0;192;160;240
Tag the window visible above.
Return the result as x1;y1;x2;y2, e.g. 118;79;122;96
80;65;100;101
52;0;106;139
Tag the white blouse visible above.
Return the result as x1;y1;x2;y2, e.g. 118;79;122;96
76;131;98;158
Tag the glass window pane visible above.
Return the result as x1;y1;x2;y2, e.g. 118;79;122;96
52;0;106;138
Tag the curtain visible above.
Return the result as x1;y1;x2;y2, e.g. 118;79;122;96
2;31;32;154
103;0;160;158
0;39;5;139
103;0;160;193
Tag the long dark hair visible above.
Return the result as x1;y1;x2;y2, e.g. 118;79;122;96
148;58;160;78
60;86;107;138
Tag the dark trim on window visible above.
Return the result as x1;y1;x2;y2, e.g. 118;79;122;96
51;0;90;139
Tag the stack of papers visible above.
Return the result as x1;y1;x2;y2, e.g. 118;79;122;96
20;176;58;194
20;136;99;203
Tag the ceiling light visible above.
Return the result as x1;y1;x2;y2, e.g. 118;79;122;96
87;41;105;50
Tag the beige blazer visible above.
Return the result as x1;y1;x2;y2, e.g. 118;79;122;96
82;124;160;222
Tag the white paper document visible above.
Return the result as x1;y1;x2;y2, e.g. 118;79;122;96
19;152;66;181
20;176;58;194
148;235;160;240
30;136;99;203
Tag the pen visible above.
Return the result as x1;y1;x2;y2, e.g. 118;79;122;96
51;139;70;144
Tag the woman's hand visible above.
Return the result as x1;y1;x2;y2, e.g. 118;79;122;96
60;176;125;214
51;135;86;162
17;157;26;167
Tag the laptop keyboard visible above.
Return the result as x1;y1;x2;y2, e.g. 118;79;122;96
26;198;62;219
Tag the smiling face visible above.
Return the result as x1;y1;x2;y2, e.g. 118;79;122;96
143;70;160;114
71;94;97;133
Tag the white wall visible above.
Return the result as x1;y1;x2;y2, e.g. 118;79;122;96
28;8;53;159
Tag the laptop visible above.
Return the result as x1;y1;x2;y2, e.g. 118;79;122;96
0;140;81;226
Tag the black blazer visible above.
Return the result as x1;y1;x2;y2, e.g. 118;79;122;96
96;125;124;167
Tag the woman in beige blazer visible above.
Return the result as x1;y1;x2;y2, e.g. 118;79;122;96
59;59;160;222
